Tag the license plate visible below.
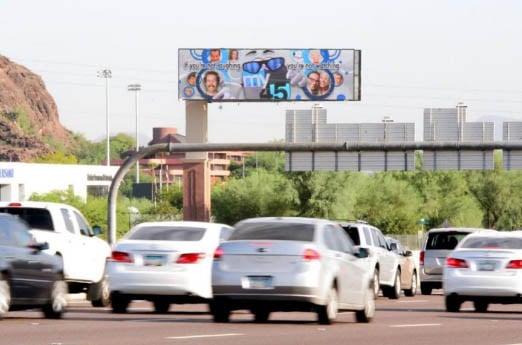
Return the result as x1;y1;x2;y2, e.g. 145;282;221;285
242;276;273;289
143;255;166;266
478;261;496;271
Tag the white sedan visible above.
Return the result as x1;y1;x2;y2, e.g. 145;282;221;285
443;230;522;312
107;221;233;313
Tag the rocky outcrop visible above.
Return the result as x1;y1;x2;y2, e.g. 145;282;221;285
0;55;74;161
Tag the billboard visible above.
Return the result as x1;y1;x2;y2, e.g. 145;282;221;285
178;49;361;102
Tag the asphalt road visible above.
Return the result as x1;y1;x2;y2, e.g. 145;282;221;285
2;291;522;345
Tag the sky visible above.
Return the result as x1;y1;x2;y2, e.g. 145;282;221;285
2;0;522;144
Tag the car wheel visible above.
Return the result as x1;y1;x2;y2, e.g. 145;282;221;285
0;275;11;319
153;299;170;313
355;284;375;323
111;292;130;314
445;294;462;312
89;273;111;307
420;283;432;295
317;286;338;325
404;270;417;297
252;308;270;323
211;301;231;323
387;270;401;300
43;279;68;319
372;269;380;299
473;300;489;313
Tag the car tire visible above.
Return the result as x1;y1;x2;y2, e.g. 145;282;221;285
372;269;380;299
355;284;375;323
387;270;401;300
42;279;68;319
89;273;111;307
473;300;489;313
153;299;170;313
0;275;11;319
211;300;230;323
317;286;338;325
252;308;270;323
445;294;462;312
404;270;417;297
420;283;432;295
111;292;130;314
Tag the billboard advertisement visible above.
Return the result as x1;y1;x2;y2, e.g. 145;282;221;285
178;49;360;102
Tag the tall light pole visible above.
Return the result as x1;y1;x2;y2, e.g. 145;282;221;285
98;69;112;166
128;83;141;183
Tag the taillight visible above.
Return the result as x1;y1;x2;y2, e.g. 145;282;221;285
213;247;224;260
506;260;522;269
303;248;321;261
446;257;468;268
112;251;133;263
176;253;204;264
419;251;425;265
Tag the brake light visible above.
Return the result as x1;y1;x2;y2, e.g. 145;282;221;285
446;257;468;268
7;202;21;207
112;251;133;263
176;253;205;264
506;260;522;269
419;251;425;265
303;248;321;261
213;247;224;260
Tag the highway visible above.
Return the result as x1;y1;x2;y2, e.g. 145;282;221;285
2;291;522;345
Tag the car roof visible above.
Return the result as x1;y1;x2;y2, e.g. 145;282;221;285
133;221;231;229
462;230;521;238
0;201;78;210
236;217;333;226
426;227;490;233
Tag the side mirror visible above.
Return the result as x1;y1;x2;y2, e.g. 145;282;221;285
28;241;49;251
355;247;370;259
404;250;413;257
92;225;103;236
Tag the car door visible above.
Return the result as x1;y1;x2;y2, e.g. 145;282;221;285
371;227;397;285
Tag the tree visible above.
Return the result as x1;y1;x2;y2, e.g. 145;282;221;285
212;169;297;225
352;173;422;234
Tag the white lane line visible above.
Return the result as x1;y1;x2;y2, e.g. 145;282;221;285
390;323;440;328
167;333;244;340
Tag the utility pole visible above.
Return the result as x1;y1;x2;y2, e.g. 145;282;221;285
98;69;112;166
128;84;142;183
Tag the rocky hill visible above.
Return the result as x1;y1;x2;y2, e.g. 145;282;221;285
0;55;75;161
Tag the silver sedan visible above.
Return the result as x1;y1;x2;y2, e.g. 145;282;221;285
211;217;375;324
443;230;522;312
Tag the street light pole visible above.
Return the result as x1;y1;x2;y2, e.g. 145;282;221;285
98;69;112;166
128;84;141;183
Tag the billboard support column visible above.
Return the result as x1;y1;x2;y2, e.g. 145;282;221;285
183;100;210;221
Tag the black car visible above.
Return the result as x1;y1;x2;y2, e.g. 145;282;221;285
0;213;67;319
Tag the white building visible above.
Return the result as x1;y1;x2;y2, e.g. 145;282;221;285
0;162;119;202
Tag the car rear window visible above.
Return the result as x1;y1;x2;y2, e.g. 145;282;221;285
128;226;206;241
0;207;54;231
425;231;471;250
460;236;522;249
229;222;314;242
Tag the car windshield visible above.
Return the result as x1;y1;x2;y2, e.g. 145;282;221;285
426;231;470;250
128;226;206;241
229;222;314;242
460;236;522;249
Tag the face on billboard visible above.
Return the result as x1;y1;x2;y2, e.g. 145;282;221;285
178;48;361;102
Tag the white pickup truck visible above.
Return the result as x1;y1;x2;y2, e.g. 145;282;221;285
0;201;111;307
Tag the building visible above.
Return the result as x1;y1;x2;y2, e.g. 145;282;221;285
111;127;249;190
0;162;118;202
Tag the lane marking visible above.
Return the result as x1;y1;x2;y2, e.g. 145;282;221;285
167;333;244;340
390;323;440;328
